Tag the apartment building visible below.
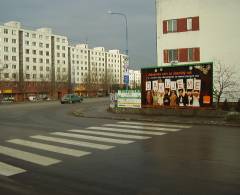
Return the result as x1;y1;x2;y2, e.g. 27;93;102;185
0;21;129;100
129;69;141;89
156;0;240;70
0;21;19;82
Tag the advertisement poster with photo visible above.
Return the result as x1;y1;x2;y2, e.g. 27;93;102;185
141;63;213;108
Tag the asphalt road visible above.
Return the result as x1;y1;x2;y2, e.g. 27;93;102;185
0;98;240;195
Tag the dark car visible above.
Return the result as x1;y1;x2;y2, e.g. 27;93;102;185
60;94;83;104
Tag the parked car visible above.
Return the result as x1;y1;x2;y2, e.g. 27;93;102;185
1;96;14;103
60;94;83;104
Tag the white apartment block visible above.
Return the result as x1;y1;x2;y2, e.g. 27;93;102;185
90;47;106;84
22;27;52;82
0;20;129;98
0;21;20;81
70;44;128;86
53;34;68;82
156;0;240;73
70;44;89;84
129;69;141;89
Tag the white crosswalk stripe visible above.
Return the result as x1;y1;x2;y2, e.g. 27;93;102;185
0;145;60;166
31;135;114;150
69;129;151;140
87;127;166;136
118;121;191;128
103;124;180;132
7;139;91;157
0;162;26;176
51;132;134;144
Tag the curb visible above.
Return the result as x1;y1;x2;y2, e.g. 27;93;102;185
72;111;240;128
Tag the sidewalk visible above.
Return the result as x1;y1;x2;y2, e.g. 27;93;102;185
73;100;240;127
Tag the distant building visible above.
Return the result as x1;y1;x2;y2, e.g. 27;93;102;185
0;21;128;100
129;69;141;89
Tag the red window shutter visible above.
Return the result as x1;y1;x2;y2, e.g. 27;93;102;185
192;16;199;31
163;50;169;63
177;18;187;32
193;47;200;61
179;48;188;62
163;20;167;34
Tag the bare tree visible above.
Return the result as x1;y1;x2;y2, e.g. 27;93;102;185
213;61;238;106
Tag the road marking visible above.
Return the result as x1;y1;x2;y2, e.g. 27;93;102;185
118;121;191;128
68;129;151;140
0;162;26;176
87;127;166;136
0;146;60;166
7;139;91;157
103;124;180;132
51;132;134;144
31;135;114;150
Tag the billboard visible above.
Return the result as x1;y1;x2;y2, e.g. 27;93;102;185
117;90;141;108
141;63;213;108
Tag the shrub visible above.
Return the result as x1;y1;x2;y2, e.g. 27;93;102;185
222;99;230;111
235;98;240;112
225;112;240;123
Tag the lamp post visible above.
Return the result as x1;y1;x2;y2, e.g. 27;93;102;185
108;10;128;56
108;10;129;90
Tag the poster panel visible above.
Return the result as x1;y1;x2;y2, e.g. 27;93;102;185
141;63;213;108
117;90;141;108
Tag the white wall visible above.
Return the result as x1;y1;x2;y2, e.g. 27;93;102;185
157;0;240;72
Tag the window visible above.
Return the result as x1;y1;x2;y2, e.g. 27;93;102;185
4;46;8;52
12;73;17;79
39;42;43;47
39;58;43;63
168;49;178;62
39;35;43;39
4;73;9;78
4;55;9;61
39;50;43;55
187;18;193;31
12;56;17;61
12;39;17;44
167;19;177;32
46;44;49;48
32;50;37;55
4;38;8;43
26;49;30;54
26;65;30;70
25;41;29;45
12;47;17;53
62;68;66;72
46;59;50;64
25;32;29;37
62;53;65;57
62;46;65;50
33;66;36;70
46;66;50;71
12;65;17;69
33;58;37;63
40;66;43;71
46;51;49;56
33;74;37;79
4;29;8;34
188;48;194;61
40;74;43;79
57;45;60;50
32;42;36;46
57;53;60;57
26;57;30;62
26;74;30;79
4;64;8;69
32;33;36;38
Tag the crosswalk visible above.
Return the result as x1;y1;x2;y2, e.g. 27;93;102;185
0;121;191;177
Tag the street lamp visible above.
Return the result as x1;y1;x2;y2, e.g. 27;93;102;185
108;10;129;90
107;10;129;56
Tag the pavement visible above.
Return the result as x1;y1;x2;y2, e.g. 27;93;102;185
0;98;240;195
73;97;240;127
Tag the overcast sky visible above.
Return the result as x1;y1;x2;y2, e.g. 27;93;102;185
0;0;156;69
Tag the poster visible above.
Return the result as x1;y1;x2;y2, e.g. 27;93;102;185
152;80;158;91
141;63;213;108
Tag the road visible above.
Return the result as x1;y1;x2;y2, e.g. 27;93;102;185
0;98;240;195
